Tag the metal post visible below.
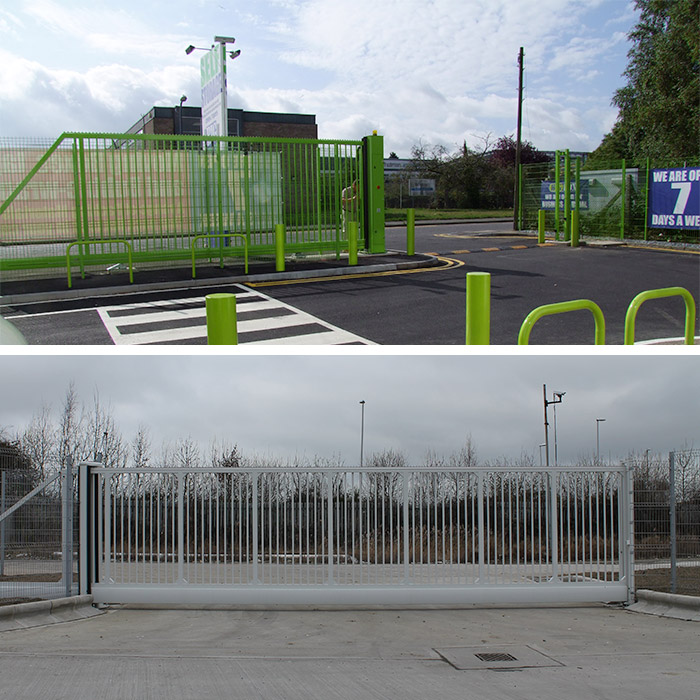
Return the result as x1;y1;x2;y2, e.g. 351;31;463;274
406;208;415;256
564;149;571;241
669;451;677;594
206;293;237;345
465;272;491;345
0;471;5;577
275;223;286;272
543;384;550;468
538;209;546;244
359;400;365;468
554;151;561;240
62;457;74;597
348;220;358;266
620;159;626;240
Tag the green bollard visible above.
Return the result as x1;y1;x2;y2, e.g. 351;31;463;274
206;293;238;345
465;272;491;345
571;210;579;248
406;208;415;256
538;210;546;244
348;221;358;266
275;224;285;272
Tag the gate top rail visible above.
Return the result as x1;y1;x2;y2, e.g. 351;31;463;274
87;464;628;476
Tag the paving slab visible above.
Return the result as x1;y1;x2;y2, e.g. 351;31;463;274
0;603;697;700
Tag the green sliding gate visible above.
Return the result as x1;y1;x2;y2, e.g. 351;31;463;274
0;132;386;282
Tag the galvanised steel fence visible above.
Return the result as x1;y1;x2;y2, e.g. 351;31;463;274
634;450;700;596
0;132;384;283
0;447;77;603
81;463;634;606
519;155;700;243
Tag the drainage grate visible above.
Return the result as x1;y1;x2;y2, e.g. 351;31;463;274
435;645;564;671
475;652;518;663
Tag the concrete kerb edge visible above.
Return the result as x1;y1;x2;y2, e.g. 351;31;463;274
0;595;103;631
628;589;700;621
0;255;439;307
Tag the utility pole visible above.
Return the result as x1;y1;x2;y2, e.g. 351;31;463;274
513;46;524;231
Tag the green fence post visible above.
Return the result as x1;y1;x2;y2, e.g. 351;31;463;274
554;150;561;241
275;223;286;272
564;149;571;242
538;209;546;244
620;158;626;240
206;293;238;345
348;221;358;266
465;272;491;345
362;132;386;254
643;157;650;241
571;209;579;248
406;208;415;256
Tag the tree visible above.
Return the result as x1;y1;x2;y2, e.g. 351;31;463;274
591;0;700;162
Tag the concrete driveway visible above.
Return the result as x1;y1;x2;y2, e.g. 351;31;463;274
0;603;698;699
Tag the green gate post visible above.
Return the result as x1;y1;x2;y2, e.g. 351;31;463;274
571;209;580;247
275;223;286;272
362;132;386;254
465;272;491;345
206;293;238;345
538;209;546;244
348;221;358;266
620;159;626;240
554;150;561;241
406;208;415;256
564;149;571;242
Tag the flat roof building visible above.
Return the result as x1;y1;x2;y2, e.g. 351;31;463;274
127;105;318;140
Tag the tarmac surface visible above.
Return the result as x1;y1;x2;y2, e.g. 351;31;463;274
0;598;698;699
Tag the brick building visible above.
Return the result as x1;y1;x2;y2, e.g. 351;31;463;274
127;105;318;139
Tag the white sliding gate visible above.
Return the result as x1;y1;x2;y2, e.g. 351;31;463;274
79;464;634;606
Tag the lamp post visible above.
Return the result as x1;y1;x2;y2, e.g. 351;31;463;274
543;385;566;467
539;443;546;468
185;36;240;137
177;95;187;135
359;400;366;468
596;418;606;464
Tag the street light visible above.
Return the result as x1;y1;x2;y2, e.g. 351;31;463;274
543;385;566;467
596;418;606;463
185;36;241;138
359;400;366;468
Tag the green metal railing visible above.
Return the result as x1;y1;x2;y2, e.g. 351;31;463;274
518;299;606;345
1;132;386;283
465;273;696;345
624;287;696;345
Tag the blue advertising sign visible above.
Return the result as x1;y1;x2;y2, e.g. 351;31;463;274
648;167;700;230
540;180;589;210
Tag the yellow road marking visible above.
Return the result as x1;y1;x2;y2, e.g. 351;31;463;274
248;256;464;287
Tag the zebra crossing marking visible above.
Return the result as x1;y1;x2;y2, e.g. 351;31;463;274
97;285;374;345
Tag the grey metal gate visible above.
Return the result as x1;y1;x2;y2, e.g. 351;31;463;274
80;463;634;606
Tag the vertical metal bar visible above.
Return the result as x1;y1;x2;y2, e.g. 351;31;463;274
620;158;626;240
62;457;74;597
78;463;89;595
669;451;677;593
0;472;5;578
177;475;185;583
554;150;561;240
477;471;484;583
326;472;334;583
550;470;559;582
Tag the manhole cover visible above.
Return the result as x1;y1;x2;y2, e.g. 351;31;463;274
435;645;563;670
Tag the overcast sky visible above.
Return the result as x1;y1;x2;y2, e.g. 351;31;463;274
0;0;637;155
0;352;697;467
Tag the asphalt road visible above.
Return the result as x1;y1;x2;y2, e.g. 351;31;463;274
2;221;699;345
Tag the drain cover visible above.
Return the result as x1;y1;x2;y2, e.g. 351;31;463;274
475;652;518;663
435;645;563;670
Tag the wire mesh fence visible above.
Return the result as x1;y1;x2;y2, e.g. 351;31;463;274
634;450;700;595
0;447;77;604
521;155;700;244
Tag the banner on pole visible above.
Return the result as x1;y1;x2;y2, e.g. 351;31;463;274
200;44;228;137
648;167;700;230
